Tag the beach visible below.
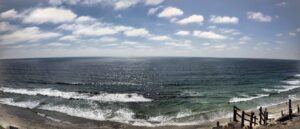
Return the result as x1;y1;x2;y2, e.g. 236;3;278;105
1;99;300;129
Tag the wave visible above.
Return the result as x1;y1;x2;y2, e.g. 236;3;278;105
295;74;300;77
229;94;269;103
0;87;152;102
26;81;140;86
262;86;300;93
283;80;300;85
0;97;231;127
0;98;40;109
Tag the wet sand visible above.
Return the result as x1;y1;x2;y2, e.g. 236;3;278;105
1;100;300;129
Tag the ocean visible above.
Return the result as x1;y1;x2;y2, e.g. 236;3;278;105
0;57;299;126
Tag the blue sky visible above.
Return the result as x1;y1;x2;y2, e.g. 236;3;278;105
0;0;299;59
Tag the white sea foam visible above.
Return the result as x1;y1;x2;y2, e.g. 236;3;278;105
262;86;300;93
229;94;269;103
283;80;300;85
295;74;300;77
0;87;152;102
0;98;40;109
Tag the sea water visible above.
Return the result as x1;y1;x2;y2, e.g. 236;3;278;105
0;57;299;126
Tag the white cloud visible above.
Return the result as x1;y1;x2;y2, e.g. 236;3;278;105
193;31;227;40
296;28;300;32
124;28;150;37
289;32;296;36
149;35;170;41
0;9;18;19
158;7;183;18
276;2;287;7
48;0;164;10
0;22;16;32
210;15;239;24
239;36;251;44
47;42;70;47
165;40;192;48
144;0;164;5
75;16;97;23
148;6;163;15
23;7;77;24
276;33;283;37
239;36;251;41
59;35;78;41
177;15;204;25
247;12;272;22
99;37;118;42
74;26;118;36
175;31;190;36
0;27;61;44
114;0;140;10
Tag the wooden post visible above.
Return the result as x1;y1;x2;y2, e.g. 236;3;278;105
233;106;237;122
264;108;268;125
289;99;292;119
216;121;220;127
297;104;299;114
250;112;254;129
281;110;284;117
241;111;245;127
254;116;257;125
259;107;262;125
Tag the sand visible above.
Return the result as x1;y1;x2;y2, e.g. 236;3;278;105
1;100;300;129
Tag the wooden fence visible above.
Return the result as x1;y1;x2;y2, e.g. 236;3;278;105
233;106;267;128
215;99;300;129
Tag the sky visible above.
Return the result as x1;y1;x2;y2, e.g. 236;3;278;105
0;0;299;60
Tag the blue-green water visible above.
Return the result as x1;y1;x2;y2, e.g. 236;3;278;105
0;57;299;126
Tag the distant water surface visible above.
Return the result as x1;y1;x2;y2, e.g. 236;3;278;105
0;57;299;126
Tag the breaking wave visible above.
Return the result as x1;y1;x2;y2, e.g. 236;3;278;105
0;87;152;102
0;98;40;109
229;94;269;103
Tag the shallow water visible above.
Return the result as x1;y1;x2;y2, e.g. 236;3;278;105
0;57;299;126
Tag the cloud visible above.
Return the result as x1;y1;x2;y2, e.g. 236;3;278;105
75;16;97;23
23;7;77;24
0;9;18;19
124;28;150;37
247;12;272;22
175;31;190;36
59;35;78;41
144;0;164;5
149;35;170;41
176;15;204;25
99;37;118;42
276;33;283;37
48;0;164;10
239;36;251;44
0;22;16;32
289;32;296;36
297;28;300;32
193;31;227;40
276;2;287;7
210;15;239;24
114;0;140;10
148;6;163;15
165;40;192;48
158;7;183;18
0;27;61;44
47;42;70;47
74;26;118;36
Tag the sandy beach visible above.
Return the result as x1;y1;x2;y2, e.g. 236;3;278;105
1;100;300;129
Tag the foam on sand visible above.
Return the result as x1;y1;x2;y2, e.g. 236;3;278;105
0;87;152;102
229;94;269;103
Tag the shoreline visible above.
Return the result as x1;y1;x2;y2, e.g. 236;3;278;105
1;100;300;129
